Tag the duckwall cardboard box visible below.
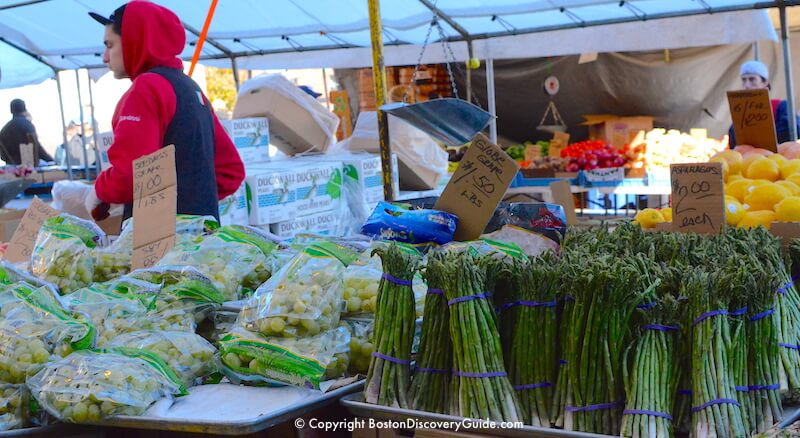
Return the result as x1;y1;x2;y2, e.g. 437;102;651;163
243;166;297;226
222;118;271;163
219;183;248;226
269;210;340;239
292;162;343;217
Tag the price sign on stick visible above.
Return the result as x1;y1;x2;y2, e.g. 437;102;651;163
19;143;35;169
670;163;725;234
435;134;520;241
548;132;570;158
727;89;778;152
132;145;177;269
5;198;58;264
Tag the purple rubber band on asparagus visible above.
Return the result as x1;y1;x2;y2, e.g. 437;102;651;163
678;389;693;396
564;295;575;302
559;359;568;365
453;370;507;378
427;288;444;296
730;307;748;317
381;273;412;286
566;401;622;412
637;301;657;310
447;293;490;306
643;324;679;331
691;398;739;413
623;409;673;420
749;308;775;322
371;352;410;365
416;367;450;375
735;384;779;391
780;342;800;350
778;281;794;294
502;300;557;310
514;382;554;391
693;309;728;325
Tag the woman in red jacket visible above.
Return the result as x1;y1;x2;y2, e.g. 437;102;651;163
85;1;244;221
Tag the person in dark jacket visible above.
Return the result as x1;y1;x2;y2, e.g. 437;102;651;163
729;60;800;148
0;99;54;165
85;1;245;221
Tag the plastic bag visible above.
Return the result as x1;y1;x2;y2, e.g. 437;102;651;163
361;202;457;246
484;202;567;246
219;326;349;389
91;249;132;284
108;214;219;258
211;310;239;343
30;214;105;294
0;384;29;431
62;286;151;346
129;267;225;332
0;261;58;294
51;180;93;220
342;242;426;318
341;317;374;374
26;348;185;423
157;226;279;301
107;330;218;387
237;242;357;338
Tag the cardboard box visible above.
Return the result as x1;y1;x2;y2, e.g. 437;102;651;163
95;214;122;237
293;162;343;217
0;208;25;242
243;167;297;226
222;118;271;163
581;115;654;148
95;131;114;169
233;74;338;156
219;183;248;226
269;210;340;239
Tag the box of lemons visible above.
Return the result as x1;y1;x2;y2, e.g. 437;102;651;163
0;384;29;431
633;208;665;229
737;210;776;229
219;326;350;389
744;183;791;211
26;348;185;423
107;330;218;388
237;242;357;338
745;156;781;181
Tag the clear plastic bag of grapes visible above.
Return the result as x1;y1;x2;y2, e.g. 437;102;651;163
340;317;374;374
111;215;219;254
26;348;185;423
323;326;351;380
107;330;218;387
156;226;280;301
219;325;350;389
62;286;151;347
129;267;225;332
0;384;29;431
0;261;58;294
30;214;105;294
90;249;132;283
237;241;358;338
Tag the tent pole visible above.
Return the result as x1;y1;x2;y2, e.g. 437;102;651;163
486;58;497;144
75;70;90;178
466;40;473;103
753;41;760;61
231;57;240;91
55;71;73;180
86;70;102;175
780;5;797;141
368;0;395;201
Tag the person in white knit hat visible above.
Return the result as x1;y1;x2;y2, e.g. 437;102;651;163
729;60;800;148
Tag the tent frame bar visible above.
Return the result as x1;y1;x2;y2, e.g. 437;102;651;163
0;36;58;71
780;3;797;141
0;0;50;11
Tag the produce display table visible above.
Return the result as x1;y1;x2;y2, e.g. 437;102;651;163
341;393;611;438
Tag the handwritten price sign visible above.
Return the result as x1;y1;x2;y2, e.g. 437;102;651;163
5;198;58;264
132;145;177;269
435;134;519;241
670;163;725;234
727;89;777;152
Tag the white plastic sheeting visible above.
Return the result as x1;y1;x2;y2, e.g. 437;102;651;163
0;0;783;88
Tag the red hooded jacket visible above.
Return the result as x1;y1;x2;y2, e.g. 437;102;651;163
94;1;244;205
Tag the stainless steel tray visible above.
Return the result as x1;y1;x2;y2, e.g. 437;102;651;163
92;380;364;435
0;424;97;437
340;392;613;438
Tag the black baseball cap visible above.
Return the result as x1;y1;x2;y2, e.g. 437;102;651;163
89;4;126;36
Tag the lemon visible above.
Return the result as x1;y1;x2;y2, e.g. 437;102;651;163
745;157;781;181
728;174;744;183
725;179;753;203
743;154;766;173
737;210;776;229
775;197;800;222
725;199;746;226
712;150;744;175
744;183;791;211
660;207;672;222
777;180;800;195
769;153;788;166
788;174;800;187
781;159;800;179
633;208;665;229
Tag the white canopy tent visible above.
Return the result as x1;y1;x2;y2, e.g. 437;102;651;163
0;0;795;179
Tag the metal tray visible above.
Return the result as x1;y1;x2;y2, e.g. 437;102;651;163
0;424;98;437
340;392;613;438
91;380;365;435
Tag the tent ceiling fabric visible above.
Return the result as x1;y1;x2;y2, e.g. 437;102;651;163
0;0;787;88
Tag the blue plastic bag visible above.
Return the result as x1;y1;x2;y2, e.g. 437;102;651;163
361;202;458;246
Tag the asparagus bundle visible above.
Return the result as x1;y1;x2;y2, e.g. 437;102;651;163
621;267;682;438
780;240;800;402
507;254;559;426
364;243;421;408
408;251;452;413
550;262;575;428
563;254;647;434
445;251;521;422
686;265;747;438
